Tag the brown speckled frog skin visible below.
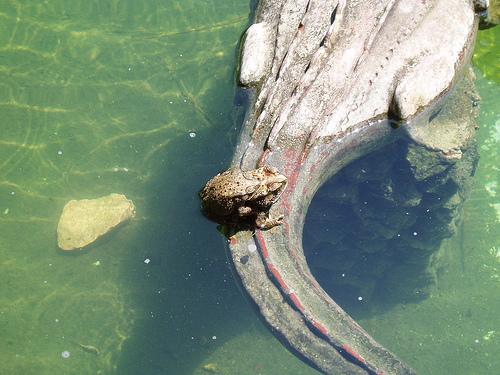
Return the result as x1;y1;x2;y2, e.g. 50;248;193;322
199;166;287;229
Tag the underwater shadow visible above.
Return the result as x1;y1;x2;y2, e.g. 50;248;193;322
303;138;478;320
113;99;263;374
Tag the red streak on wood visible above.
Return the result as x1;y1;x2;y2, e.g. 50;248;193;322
280;184;293;218
288;292;305;314
266;263;290;294
280;165;300;214
255;231;269;259
310;319;329;337
341;344;367;365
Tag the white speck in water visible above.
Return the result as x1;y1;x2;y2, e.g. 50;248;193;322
341;273;346;277
483;330;496;340
127;66;132;71
488;246;500;261
123;167;129;172
55;318;59;322
474;339;480;344
485;181;497;197
4;208;8;215
43;280;47;284
413;232;418;236
357;296;363;301
61;351;70;359
189;132;196;138
10;191;15;195
397;233;401;237
169;101;173;104
212;336;217;340
247;243;257;253
490;203;500;222
144;258;151;264
57;150;63;155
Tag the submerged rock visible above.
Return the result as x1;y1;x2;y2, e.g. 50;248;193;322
57;193;135;251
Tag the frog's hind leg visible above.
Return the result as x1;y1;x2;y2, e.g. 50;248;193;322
256;212;284;229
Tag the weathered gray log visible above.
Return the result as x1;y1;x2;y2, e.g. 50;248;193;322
228;1;478;374
304;69;480;307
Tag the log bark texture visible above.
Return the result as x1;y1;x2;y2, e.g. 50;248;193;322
228;1;479;374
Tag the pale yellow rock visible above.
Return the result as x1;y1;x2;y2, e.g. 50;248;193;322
202;363;219;373
57;193;135;251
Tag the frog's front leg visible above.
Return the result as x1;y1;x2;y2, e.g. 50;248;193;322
255;212;284;229
238;206;254;217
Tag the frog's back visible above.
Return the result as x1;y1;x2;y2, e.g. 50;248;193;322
200;169;243;217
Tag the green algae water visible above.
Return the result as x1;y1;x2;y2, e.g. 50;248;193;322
0;1;498;375
0;1;316;374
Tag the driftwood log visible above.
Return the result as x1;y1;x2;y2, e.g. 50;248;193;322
227;1;479;374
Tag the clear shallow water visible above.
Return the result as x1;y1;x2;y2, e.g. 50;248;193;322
0;1;498;375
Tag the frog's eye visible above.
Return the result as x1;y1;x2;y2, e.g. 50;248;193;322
243;170;256;180
246;185;257;194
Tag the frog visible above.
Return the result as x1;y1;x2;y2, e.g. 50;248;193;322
199;166;287;229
